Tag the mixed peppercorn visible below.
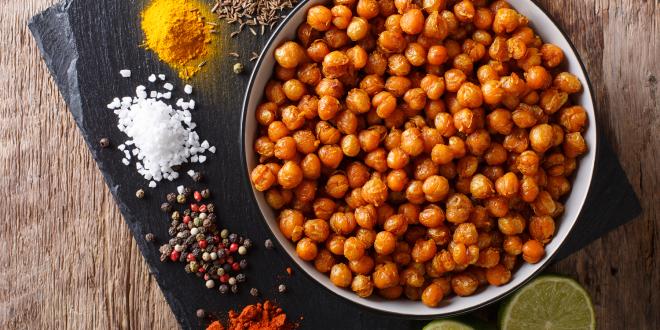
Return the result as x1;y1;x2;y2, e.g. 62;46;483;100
158;187;254;294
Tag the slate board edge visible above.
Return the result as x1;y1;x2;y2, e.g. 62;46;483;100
26;1;643;329
28;2;195;328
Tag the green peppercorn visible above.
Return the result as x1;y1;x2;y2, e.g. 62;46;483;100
171;211;181;221
135;189;145;199
189;261;199;273
194;218;203;227
233;63;244;74
160;203;172;213
201;189;211;199
221;229;229;239
176;194;186;204
192;172;203;182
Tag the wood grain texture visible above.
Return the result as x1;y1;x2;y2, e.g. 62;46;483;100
1;0;657;329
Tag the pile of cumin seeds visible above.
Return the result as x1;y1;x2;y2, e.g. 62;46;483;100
212;0;298;38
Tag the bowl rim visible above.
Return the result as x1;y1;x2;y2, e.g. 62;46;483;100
239;0;598;318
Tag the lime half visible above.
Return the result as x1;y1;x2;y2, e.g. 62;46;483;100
423;317;495;330
499;275;595;330
423;319;475;330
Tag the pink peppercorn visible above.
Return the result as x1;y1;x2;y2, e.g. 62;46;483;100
170;251;180;262
199;240;208;249
199;204;207;213
187;254;196;262
183;215;191;224
220;274;229;283
191;204;199;212
230;243;239;253
232;262;240;271
194;191;202;202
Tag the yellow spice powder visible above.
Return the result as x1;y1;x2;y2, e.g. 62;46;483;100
141;0;214;79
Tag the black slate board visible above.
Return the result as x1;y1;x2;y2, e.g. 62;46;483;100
29;1;641;329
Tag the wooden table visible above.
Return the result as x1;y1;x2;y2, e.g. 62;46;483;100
1;0;657;328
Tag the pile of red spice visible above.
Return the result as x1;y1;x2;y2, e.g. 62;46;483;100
206;301;295;330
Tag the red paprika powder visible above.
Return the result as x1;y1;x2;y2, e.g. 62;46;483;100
206;300;295;330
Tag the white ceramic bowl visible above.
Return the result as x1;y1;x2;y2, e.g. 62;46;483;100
241;0;597;317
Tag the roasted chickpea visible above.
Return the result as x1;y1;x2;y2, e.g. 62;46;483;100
493;8;525;34
554;72;582;94
374;231;397;255
559;106;587;133
316;78;344;99
250;165;276;192
362;176;389;206
344;236;367;261
330;263;353;287
279;209;305;239
384;214;408;236
298;94;320;119
314;249;336;273
399;8;424;35
357;0;380;19
525;65;552;90
275;41;306;69
308;5;333;31
341;134;361;157
277;161;303;189
331;5;353;29
378;30;407;53
347;17;370;41
351;275;374;297
329;211;357;235
486;264;511;286
541;43;564;68
297;237;319;261
256;102;278;126
529;123;554;153
365;148;388;172
498;212;526;235
522;239;545;264
349;255;375;275
405;42;427;66
372;91;397;118
529;215;555;243
494;172;519;197
301;153;322;179
451;272;479;296
373;262;400;289
318;144;344;168
265;80;287;105
469;174;495;199
326;234;347;255
446;193;473;224
421;283;444;307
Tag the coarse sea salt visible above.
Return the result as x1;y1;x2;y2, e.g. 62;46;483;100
106;76;215;187
119;69;131;78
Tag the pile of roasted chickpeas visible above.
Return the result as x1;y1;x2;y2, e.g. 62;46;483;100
250;0;588;307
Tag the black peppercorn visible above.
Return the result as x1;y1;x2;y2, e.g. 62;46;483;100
136;189;145;199
231;285;239;294
145;233;155;242
166;193;176;203
196;309;206;319
168;227;177;237
192;248;201;258
207;204;215;213
239;259;248;269
217;249;226;259
228;234;238;243
238;236;244;245
223;264;232;273
264;239;274;250
184;187;193;197
236;273;246;283
243;239;253;249
219;284;229;294
249;288;259;297
192;172;204;182
99;137;110;148
160;202;172;213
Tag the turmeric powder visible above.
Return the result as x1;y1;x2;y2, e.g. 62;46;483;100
141;0;214;79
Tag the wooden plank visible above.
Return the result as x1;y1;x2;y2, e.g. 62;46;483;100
0;0;657;329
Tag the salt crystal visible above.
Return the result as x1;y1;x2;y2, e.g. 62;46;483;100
122;158;130;165
184;84;193;94
148;74;157;82
187;170;196;177
177;185;184;194
119;69;131;78
105;75;214;185
209;146;216;153
163;83;174;91
158;74;166;80
189;100;196;109
149;181;157;188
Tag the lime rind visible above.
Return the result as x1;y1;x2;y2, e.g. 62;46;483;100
423;319;475;330
499;275;596;330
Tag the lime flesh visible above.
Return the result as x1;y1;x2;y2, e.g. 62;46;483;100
423;319;475;330
499;275;596;330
